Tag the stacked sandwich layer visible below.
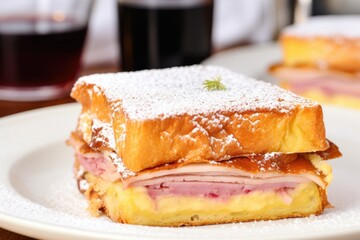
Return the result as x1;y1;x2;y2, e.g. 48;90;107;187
68;65;341;226
270;16;360;109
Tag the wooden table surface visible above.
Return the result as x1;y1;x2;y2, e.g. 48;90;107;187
0;64;117;240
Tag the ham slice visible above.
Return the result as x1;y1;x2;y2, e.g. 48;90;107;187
76;150;324;205
125;163;322;187
77;153;120;182
146;181;298;204
271;66;360;97
69;132;329;204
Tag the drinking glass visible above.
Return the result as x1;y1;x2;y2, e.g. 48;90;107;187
0;0;93;101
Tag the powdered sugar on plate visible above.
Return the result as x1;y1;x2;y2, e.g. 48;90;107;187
75;65;317;120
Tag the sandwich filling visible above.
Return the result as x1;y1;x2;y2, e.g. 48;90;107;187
270;65;360;98
69;132;340;206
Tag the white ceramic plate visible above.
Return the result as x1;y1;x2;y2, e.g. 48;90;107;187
0;102;360;240
1;44;360;239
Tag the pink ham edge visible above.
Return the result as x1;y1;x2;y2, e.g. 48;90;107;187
146;181;298;203
75;151;325;205
69;135;325;205
274;68;360;97
77;153;120;182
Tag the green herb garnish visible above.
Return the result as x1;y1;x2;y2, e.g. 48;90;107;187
203;76;226;91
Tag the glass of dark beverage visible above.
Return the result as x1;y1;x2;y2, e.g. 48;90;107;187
118;0;213;71
0;0;93;101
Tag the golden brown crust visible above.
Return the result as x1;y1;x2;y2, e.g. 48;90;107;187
71;82;328;172
280;35;360;72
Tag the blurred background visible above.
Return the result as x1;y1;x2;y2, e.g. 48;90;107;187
83;0;360;69
84;0;282;69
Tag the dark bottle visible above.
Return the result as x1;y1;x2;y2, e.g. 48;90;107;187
118;0;213;71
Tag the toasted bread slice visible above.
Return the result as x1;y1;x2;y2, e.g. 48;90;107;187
280;16;360;72
71;65;328;172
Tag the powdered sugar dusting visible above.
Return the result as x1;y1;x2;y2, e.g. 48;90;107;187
264;152;282;161
283;15;360;38
105;151;135;178
91;118;116;150
75;65;317;120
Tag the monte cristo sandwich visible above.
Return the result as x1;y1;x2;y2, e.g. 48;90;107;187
68;65;341;226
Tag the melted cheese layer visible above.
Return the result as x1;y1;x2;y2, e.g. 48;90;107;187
83;173;327;226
